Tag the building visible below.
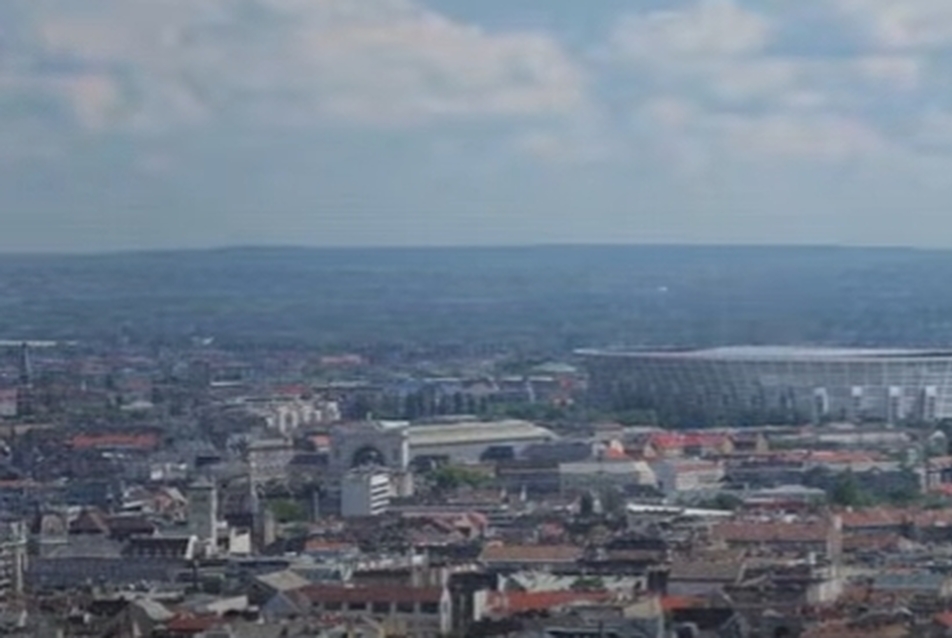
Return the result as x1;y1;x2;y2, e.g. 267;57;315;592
329;419;557;473
243;396;341;435
407;419;557;462
650;459;724;497
247;438;296;484
0;390;16;419
330;422;410;475
579;346;952;425
295;584;453;637
668;558;745;597
712;515;842;562
638;432;735;459
187;480;217;549
558;458;657;496
0;520;27;599
479;544;583;573
341;470;392;518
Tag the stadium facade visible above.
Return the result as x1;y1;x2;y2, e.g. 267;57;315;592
578;346;952;425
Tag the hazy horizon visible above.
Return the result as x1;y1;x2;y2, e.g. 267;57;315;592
2;243;951;350
6;0;952;251
0;241;950;259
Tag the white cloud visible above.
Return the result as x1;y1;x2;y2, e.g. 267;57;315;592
914;109;952;149
607;1;928;106
639;97;884;163
711;112;885;160
640;97;698;130
299;20;586;124
607;0;772;62
837;0;952;49
606;1;936;171
605;1;803;108
510;123;616;165
5;0;590;134
51;74;124;132
852;55;921;89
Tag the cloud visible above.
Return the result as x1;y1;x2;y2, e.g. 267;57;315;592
638;96;885;165
7;0;952;250
605;0;801;109
914;109;952;149
4;0;590;136
607;0;772;61
604;0;936;168
852;55;921;89
711;111;885;160
836;0;952;49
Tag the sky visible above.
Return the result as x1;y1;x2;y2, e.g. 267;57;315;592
4;0;952;252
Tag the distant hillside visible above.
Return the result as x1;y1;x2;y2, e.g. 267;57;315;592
1;245;951;353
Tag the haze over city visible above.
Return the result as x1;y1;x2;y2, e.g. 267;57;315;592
4;0;952;252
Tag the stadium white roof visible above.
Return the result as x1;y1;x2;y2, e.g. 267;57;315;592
577;346;952;360
406;419;556;447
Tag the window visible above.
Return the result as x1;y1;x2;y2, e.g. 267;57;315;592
372;602;390;614
420;602;439;615
347;602;367;611
396;602;414;614
324;602;342;611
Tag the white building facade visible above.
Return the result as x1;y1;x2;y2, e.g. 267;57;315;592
341;471;392;518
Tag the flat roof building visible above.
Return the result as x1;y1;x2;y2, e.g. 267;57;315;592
330;419;558;472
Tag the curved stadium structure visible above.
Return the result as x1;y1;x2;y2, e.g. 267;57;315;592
578;346;952;425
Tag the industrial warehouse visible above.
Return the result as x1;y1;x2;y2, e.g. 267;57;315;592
579;346;952;426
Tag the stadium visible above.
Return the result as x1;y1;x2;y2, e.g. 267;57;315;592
577;346;952;426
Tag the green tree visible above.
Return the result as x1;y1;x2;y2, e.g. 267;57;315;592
430;466;488;493
697;493;743;511
571;576;605;591
829;471;872;508
599;487;627;517
269;499;308;523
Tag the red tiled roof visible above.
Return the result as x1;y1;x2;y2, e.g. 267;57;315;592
842;533;902;552
648;433;730;450
713;521;831;544
836;507;952;530
661;596;704;612
487;590;613;614
913;510;952;527
480;544;583;564
401;511;489;532
804;450;881;464
602;447;630;460
166;614;222;634
928;456;952;469
539;522;565;540
304;539;358;553
0;480;36;489
69;508;110;535
69;433;159;451
935;611;952;628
